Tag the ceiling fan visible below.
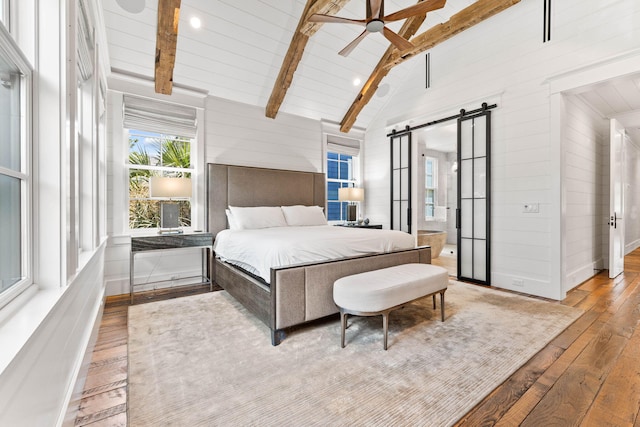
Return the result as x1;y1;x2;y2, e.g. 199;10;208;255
309;0;446;57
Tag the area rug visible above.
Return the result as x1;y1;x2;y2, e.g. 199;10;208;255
128;281;582;426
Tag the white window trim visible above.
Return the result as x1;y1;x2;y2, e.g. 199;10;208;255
321;122;365;224
125;130;196;235
0;21;33;310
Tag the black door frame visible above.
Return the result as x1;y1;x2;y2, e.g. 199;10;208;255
390;131;412;233
387;103;495;282
457;111;491;285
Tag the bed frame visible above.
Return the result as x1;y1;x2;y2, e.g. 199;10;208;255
207;163;432;345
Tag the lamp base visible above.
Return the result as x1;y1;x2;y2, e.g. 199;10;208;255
347;204;357;223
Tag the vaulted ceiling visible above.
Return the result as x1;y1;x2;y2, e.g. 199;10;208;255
103;0;640;138
102;0;519;131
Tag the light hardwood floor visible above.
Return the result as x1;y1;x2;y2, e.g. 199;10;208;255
74;251;640;426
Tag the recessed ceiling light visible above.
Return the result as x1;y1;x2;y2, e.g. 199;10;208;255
353;78;361;86
115;0;145;14
190;17;202;29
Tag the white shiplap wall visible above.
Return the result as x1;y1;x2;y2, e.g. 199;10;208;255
204;95;323;172
562;94;607;291
364;0;640;299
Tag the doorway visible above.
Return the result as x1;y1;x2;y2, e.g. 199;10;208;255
414;122;458;276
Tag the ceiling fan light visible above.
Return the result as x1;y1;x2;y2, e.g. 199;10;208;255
366;19;384;33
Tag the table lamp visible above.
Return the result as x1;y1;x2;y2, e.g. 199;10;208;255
149;176;192;234
338;187;364;225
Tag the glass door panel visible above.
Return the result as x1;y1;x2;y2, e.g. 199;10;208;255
457;112;491;285
391;133;412;234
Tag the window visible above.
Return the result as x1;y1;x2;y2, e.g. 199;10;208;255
123;95;197;230
327;152;358;221
324;129;362;222
425;157;437;219
128;130;193;229
0;24;32;304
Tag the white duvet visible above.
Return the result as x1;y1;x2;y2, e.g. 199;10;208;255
214;225;415;284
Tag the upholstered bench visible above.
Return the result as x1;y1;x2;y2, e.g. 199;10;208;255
333;263;448;350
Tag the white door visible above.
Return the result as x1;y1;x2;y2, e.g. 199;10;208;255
609;119;625;278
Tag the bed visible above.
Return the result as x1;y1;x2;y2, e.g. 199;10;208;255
207;163;432;345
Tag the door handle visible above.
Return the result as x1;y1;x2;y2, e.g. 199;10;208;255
456;208;461;229
610;213;617;228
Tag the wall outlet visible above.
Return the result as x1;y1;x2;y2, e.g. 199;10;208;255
523;203;539;213
512;278;525;287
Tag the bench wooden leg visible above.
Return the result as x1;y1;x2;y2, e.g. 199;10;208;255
440;291;446;321
432;294;436;309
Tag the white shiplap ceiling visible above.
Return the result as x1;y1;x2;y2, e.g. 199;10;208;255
103;0;640;136
576;72;640;143
102;0;476;129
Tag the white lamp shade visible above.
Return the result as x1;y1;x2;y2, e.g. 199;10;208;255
149;177;192;198
338;187;364;202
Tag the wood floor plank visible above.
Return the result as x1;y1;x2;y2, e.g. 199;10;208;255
581;326;640;426
561;288;590;307
78;412;127;427
550;309;600;350
454;344;565;426
76;387;127;421
75;402;127;427
519;280;640;426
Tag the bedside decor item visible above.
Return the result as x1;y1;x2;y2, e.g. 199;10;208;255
364;218;370;225
149;176;192;234
338;187;364;224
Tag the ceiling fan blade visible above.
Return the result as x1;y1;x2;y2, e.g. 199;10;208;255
369;0;382;19
384;0;446;22
308;14;366;25
382;27;415;52
339;30;370;57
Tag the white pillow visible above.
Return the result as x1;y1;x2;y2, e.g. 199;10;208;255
228;206;288;230
281;205;327;226
225;208;240;230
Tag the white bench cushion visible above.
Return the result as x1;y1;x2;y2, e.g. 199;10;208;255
333;263;448;312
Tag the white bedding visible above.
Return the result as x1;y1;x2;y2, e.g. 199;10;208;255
214;225;415;284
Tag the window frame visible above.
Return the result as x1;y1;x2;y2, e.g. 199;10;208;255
326;151;360;222
322;126;363;224
126;129;195;233
0;20;33;309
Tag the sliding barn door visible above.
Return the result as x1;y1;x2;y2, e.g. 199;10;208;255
390;133;411;233
457;112;491;285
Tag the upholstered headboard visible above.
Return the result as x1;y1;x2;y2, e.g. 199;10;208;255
207;163;326;236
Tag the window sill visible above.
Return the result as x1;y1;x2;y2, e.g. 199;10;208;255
0;284;63;376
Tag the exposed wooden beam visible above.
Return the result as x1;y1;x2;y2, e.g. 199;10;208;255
266;0;351;119
155;0;181;95
340;5;428;133
339;0;520;131
384;0;521;69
